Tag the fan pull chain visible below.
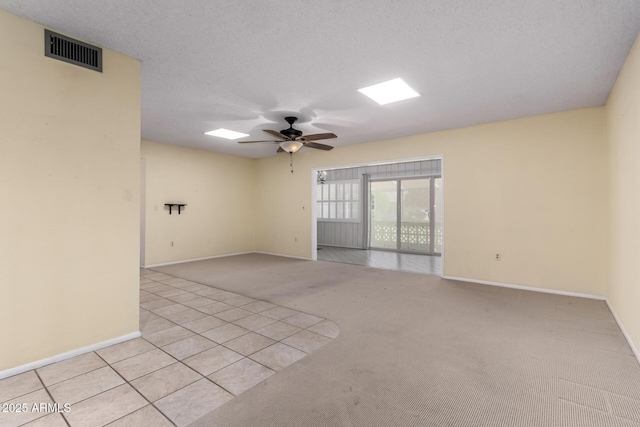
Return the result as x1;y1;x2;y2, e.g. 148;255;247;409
290;153;294;173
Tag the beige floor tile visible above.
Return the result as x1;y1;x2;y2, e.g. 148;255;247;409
139;291;162;303
166;292;201;303
249;343;307;371
144;273;172;280
201;323;250;344
282;330;332;353
130;362;201;402
170;281;209;292
233;314;277;331
139;298;174;311
139;278;154;285
194;287;226;297
307;319;341;339
224;296;258;307
161;336;217;360
140;317;177;336
208;358;275;396
223;333;276;356
183;346;244;376
195;301;234;315
106;404;173;426
144;325;194;347
214;308;253;322
139;309;161;322
182;316;227;334
254;321;302;341
21;413;67;426
154;288;188;298
181;296;217;309
140;281;160;290
281;312;323;329
144;284;175;294
65;384;147;427
152;303;190;317
48;366;125;404
0;388;51;427
111;349;176;381
37;352;106;386
0;371;42;403
241;301;277;313
155;379;233;427
207;291;241;301
260;306;298;320
96;337;155;364
162;307;208;325
156;277;187;285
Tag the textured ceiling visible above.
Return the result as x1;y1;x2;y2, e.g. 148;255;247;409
1;1;639;158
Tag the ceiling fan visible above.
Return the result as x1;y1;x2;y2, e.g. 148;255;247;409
238;117;336;154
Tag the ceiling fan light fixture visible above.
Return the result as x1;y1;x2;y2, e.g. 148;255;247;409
279;140;304;154
358;78;420;105
204;128;249;140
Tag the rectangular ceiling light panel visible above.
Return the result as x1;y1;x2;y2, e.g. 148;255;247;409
358;78;420;105
204;128;249;139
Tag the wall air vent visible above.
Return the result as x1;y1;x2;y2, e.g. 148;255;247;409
44;29;102;72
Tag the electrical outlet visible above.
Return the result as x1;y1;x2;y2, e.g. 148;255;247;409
171;241;174;247
495;253;501;261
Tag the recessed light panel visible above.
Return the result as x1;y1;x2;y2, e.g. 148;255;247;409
204;128;249;140
358;78;420;105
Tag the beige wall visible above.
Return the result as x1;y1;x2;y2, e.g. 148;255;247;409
255;108;607;296
141;140;257;266
606;32;640;353
0;10;140;371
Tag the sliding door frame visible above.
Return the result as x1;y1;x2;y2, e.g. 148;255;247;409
368;175;441;255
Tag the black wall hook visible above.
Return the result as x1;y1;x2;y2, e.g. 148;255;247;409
165;204;186;214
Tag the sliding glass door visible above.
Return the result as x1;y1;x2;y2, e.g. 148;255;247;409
400;178;431;252
369;180;398;249
369;177;441;254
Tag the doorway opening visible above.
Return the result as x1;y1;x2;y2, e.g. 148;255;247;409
312;157;444;276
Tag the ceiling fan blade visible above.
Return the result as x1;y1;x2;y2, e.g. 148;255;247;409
277;146;285;153
237;140;280;144
304;142;334;151
263;129;289;140
300;132;337;141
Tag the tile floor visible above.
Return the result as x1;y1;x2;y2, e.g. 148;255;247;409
0;269;339;427
317;245;443;276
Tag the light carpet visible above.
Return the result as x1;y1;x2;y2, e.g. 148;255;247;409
154;253;640;426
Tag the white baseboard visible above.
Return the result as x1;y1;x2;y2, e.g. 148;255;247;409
0;331;141;380
605;300;640;365
144;251;310;268
144;252;253;268
253;251;312;261
443;276;606;300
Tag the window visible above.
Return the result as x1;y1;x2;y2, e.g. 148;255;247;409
317;179;361;222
